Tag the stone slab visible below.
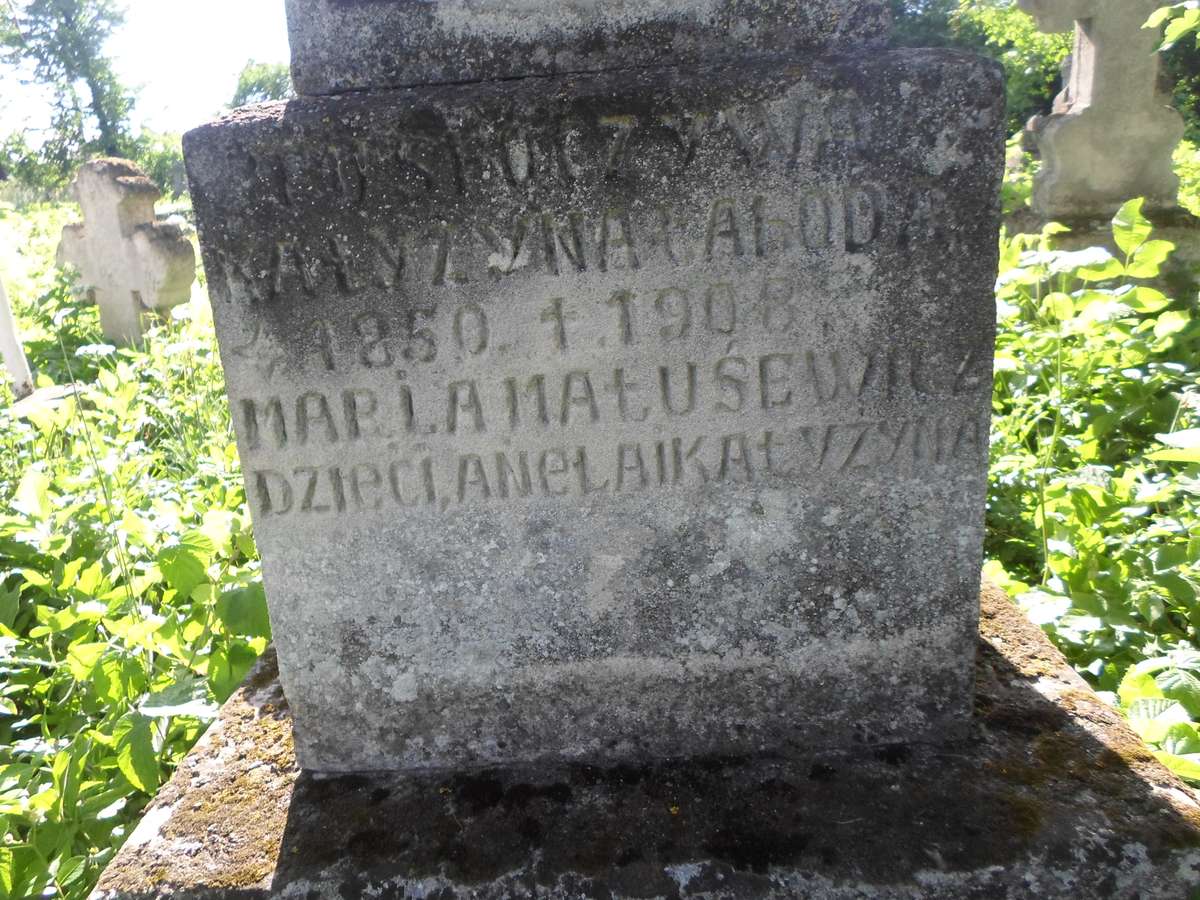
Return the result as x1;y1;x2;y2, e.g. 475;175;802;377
183;51;1005;772
284;0;892;96
90;585;1200;899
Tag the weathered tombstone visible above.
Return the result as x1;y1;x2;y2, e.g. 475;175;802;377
1018;0;1184;219
57;158;197;345
0;275;34;400
184;0;1006;773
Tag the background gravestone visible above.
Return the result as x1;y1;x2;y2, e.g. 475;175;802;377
184;2;1006;772
57;158;197;345
1018;0;1184;218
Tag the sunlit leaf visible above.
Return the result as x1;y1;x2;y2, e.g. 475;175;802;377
65;642;108;681
157;545;208;597
216;583;271;639
1127;697;1191;743
1157;668;1200;716
1126;239;1175;278
12;468;52;520
1113;198;1152;256
112;714;159;794
1153;309;1190;339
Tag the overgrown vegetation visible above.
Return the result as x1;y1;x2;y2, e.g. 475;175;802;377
986;197;1200;780
0;203;266;898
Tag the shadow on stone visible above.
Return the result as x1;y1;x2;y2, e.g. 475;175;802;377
261;590;1200;897
90;587;1200;898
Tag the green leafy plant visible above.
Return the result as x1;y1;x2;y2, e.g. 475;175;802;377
1148;2;1200;50
0;211;265;897
987;199;1200;782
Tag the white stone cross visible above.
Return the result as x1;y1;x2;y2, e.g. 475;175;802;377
0;274;34;400
1018;0;1183;218
57;158;197;344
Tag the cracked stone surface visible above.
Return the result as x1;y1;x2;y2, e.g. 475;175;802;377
91;585;1200;899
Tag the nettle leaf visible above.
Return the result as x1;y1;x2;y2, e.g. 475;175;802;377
1167;650;1200;672
1163;722;1200;756
140;676;218;721
1119;665;1165;706
1127;697;1191;743
179;529;217;556
112;714;160;794
1041;292;1074;321
1157;668;1200;716
1126;239;1175;278
157;544;209;597
216;583;272;639
1163;7;1200;48
1113;198;1152;256
198;510;237;555
12;468;52;520
65;642;108;681
209;641;261;702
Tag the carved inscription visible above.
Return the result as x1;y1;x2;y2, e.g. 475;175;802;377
216;86;993;520
214;188;894;307
234;332;988;518
248;416;985;517
238;346;986;448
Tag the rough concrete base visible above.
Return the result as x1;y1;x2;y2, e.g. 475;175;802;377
91;585;1200;899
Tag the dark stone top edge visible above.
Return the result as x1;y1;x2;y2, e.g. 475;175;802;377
186;48;1004;139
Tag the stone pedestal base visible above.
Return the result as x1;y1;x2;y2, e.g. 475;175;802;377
92;585;1200;899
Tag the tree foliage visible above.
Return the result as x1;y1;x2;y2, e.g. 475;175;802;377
0;0;136;192
229;59;294;108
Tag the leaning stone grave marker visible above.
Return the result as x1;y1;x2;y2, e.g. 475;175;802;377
184;1;1006;772
57;158;197;345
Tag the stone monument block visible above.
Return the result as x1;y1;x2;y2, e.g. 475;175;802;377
185;48;1005;771
285;0;892;95
1018;0;1184;218
57;158;197;345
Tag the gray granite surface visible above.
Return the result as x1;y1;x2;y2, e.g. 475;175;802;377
90;585;1200;899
